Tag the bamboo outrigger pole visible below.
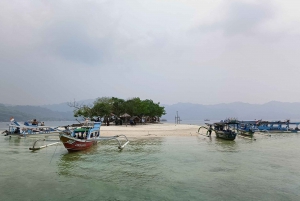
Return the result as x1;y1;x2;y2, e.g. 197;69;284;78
29;139;60;151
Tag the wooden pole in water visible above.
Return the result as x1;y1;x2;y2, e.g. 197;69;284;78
175;111;181;124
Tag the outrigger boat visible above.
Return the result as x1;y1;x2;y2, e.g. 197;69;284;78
198;119;239;140
2;118;61;137
238;121;257;137
59;121;129;152
256;120;300;133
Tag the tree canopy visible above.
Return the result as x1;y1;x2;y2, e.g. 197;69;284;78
69;97;166;120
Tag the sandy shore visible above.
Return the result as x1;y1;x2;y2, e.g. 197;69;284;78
100;123;201;138
0;123;203;139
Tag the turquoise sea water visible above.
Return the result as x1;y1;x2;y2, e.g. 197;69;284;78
0;132;300;201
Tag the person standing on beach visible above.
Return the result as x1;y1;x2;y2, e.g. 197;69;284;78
207;125;212;136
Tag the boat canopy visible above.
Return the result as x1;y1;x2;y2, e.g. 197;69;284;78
71;122;101;139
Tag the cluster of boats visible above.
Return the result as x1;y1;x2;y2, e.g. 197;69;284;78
2;117;299;151
198;119;300;141
2;118;129;152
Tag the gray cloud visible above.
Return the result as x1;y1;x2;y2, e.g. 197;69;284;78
222;1;273;36
197;1;274;37
1;0;300;105
45;22;108;65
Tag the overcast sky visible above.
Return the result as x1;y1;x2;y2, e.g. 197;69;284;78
1;0;300;105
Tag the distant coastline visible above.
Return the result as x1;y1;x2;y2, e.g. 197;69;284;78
2;101;300;123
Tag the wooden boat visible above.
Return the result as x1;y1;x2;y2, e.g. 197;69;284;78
238;121;257;137
198;119;239;141
59;122;129;152
213;121;238;140
3;118;61;137
236;120;300;134
59;134;97;151
239;129;255;137
256;120;300;133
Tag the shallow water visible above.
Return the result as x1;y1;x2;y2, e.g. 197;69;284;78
0;133;300;201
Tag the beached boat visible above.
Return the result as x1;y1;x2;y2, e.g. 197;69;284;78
59;121;129;152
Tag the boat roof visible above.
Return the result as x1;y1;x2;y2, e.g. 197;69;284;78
236;120;300;125
8;125;53;128
214;122;239;125
258;121;300;124
206;121;239;126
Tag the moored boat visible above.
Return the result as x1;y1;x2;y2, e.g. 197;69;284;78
198;119;239;141
238;121;257;137
59;134;97;151
59;122;101;151
213;121;238;140
59;121;129;152
256;120;300;133
3;118;61;137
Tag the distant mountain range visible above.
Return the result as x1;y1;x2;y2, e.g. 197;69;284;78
0;104;74;122
0;99;95;122
41;99;95;112
1;100;300;122
161;101;300;121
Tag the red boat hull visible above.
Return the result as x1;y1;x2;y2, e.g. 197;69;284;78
59;134;97;151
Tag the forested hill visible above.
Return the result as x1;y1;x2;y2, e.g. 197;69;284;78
0;104;74;122
0;104;32;122
41;99;95;112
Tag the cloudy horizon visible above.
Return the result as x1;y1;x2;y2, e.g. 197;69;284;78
1;0;300;105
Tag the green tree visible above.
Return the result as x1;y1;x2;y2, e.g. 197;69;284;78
143;99;166;117
69;97;166;121
111;97;126;117
124;97;151;117
74;105;93;118
91;97;113;118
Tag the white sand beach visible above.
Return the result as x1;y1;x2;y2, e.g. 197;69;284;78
0;123;203;139
100;123;201;138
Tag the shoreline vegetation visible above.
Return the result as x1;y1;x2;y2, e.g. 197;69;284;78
70;97;166;125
